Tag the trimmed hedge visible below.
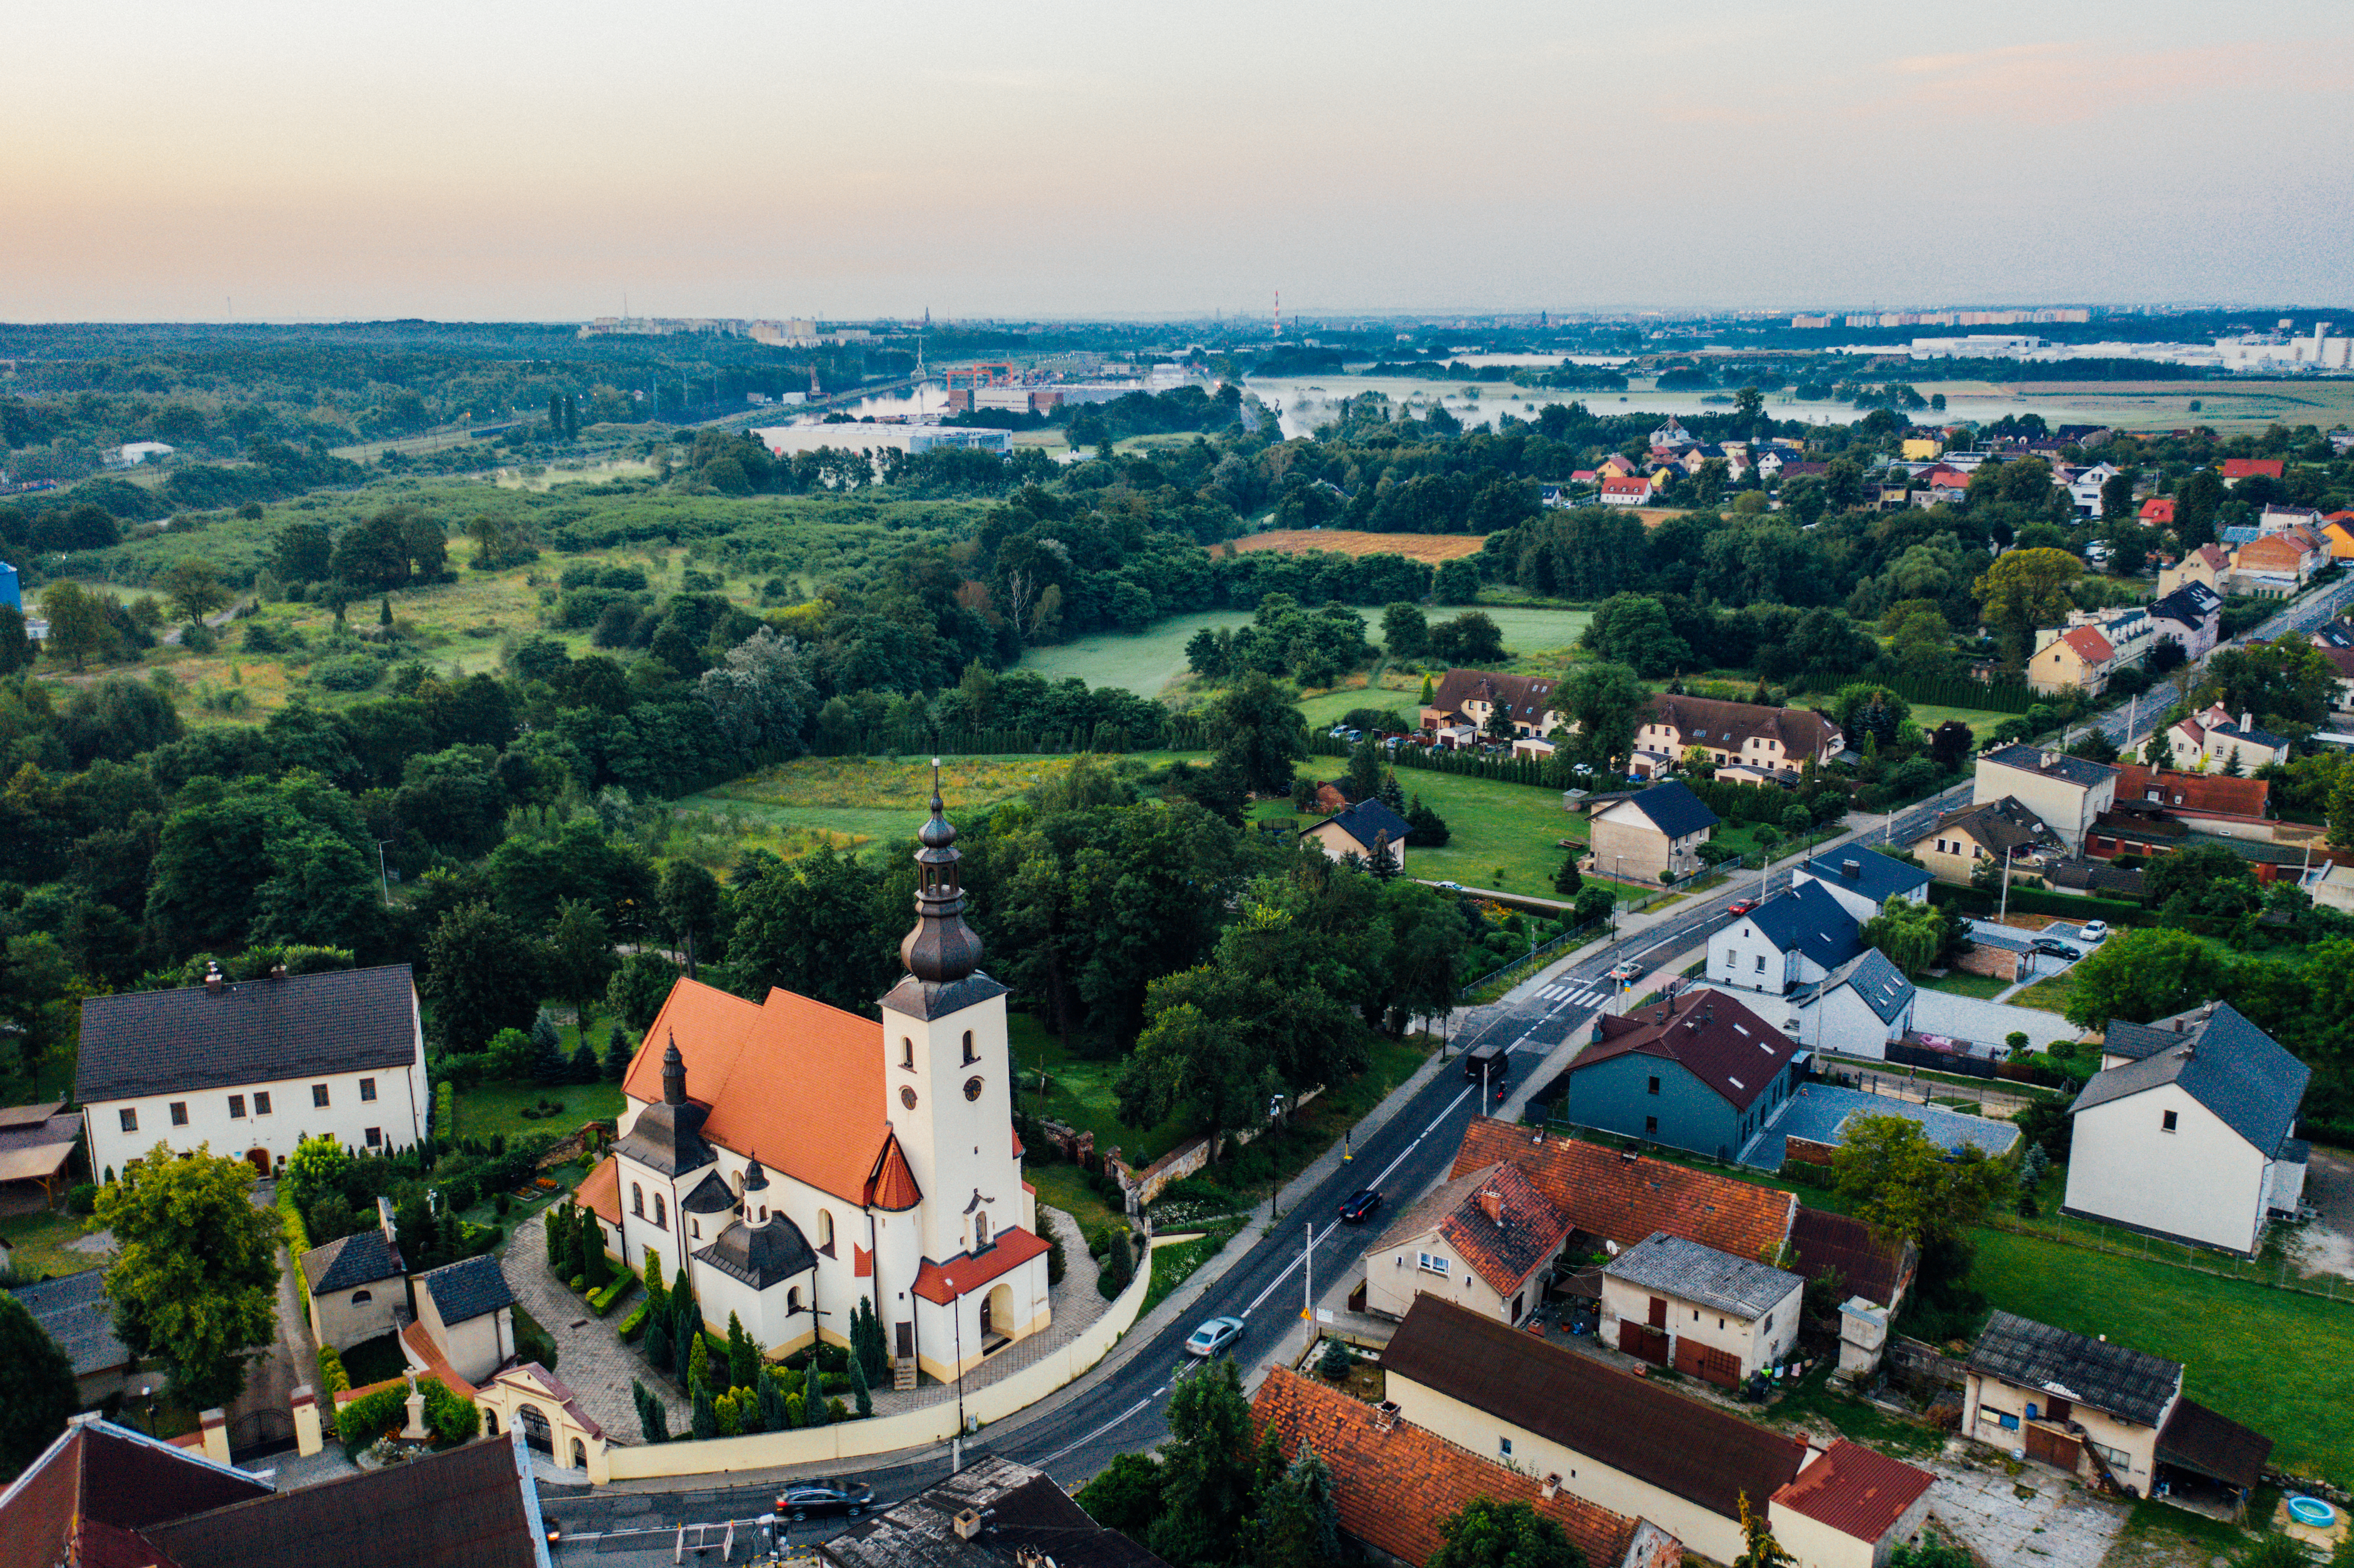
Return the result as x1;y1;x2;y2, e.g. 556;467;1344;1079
316;1344;350;1399
277;1183;312;1304
588;1273;638;1317
1928;883;2152;926
618;1299;651;1341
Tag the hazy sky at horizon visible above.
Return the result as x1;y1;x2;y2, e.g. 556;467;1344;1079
7;0;2351;323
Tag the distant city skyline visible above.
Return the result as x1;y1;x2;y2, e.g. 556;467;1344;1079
6;0;2350;323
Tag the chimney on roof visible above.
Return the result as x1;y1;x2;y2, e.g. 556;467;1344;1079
204;961;224;996
2041;751;2058;769
1542;1474;1563;1500
2240;711;2253;731
268;963;286;981
953;1509;985;1542
1479;1187;1504;1226
378;1195;397;1245
1841;858;1861;879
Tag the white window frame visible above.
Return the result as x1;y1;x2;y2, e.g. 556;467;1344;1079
1417;1251;1450;1277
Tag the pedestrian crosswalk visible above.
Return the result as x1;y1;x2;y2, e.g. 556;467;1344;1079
1537;983;1610;1009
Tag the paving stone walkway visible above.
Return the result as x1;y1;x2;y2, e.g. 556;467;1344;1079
502;1204;1105;1443
1924;1445;2130;1568
506;1211;686;1443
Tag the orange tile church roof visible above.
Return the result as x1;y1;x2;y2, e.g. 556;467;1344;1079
624;979;892;1208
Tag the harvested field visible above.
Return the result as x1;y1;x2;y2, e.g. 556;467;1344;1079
1220;530;1485;561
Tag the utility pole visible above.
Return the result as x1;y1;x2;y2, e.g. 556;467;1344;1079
1302;1221;1313;1320
2000;843;2016;923
374;838;395;907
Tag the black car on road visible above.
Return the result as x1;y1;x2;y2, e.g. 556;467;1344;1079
2029;938;2082;960
1338;1188;1383;1223
777;1479;875;1521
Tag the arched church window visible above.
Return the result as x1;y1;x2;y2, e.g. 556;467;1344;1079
901;1037;915;1070
632;1183;645;1218
961;1030;976;1064
975;1211;990;1248
818;1210;834;1254
788;1286;803;1313
654;1193;667;1229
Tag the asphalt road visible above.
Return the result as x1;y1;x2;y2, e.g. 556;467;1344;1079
538;572;2354;1555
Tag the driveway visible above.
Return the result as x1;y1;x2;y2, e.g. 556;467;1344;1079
1911;990;2080;1053
1924;1444;2130;1568
2291;1146;2354;1282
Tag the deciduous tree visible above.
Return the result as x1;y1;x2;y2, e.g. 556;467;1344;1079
97;1146;280;1412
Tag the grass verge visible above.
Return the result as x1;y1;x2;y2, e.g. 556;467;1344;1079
0;1208;103;1281
1919;971;2012;999
1143;1220;1246;1317
1769;1364;1944;1456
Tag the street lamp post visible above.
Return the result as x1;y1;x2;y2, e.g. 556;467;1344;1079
374;838;395;907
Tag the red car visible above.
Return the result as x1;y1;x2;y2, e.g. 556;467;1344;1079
1726;898;1759;916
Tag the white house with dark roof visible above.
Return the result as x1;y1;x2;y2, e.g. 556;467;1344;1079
1599;1231;1803;1386
1301;797;1412;870
300;1204;407;1353
1792;849;1931;923
1972;745;2119;854
414;1254;517;1384
75;963;427;1182
1706;881;1862;997
2064;1002;2310;1257
1790;949;1917;1060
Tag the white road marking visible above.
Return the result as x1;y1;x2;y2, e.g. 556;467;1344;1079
1035;1395;1159;1465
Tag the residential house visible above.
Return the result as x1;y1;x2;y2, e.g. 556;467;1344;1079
1448;1119;1910;1316
413;1254;517;1384
1632;694;1843;775
816;1454;1170;1568
1422;669;1566;738
1650;417;1697;451
2138;497;2176;527
299;1204;407;1353
1910;796;2066;886
2258;504;2324;535
2156;543;2231;597
1599;1232;1803;1386
2029;624;2119;696
2315;644;2354;713
2305;860;2354;914
2167;706;2291;773
76;963;429;1182
2322;518;2354;561
2220;458;2285;485
1250;1369;1669;1568
588;791;1051;1378
1302;797;1412;870
1363;1160;1572;1326
1900;436;1943;462
0;1415;552;1568
2314;616;2354;650
1972;744;2120;854
1705;880;1862;996
1587;780;1720;885
2059;462;2119;519
2229;529;2319;597
2147;582;2223;662
1790;948;1918;1060
1964;1312;2270;1506
1600;474;1658;506
1597;453;1644;480
1557;988;1803;1161
1381;1297;1935;1568
8;1270;134;1405
1792;849;1932;922
2064;1002;2309;1257
2108;764;2270;836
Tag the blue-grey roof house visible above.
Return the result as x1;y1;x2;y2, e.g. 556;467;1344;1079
1557;988;1802;1163
1588;780;1719;885
1793;849;1931;923
2063;1002;2309;1257
1705;880;1861;996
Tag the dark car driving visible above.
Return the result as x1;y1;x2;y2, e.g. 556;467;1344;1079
777;1479;875;1521
1338;1188;1384;1223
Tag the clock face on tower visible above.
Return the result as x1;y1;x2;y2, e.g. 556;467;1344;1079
964;1076;984;1102
901;1086;918;1110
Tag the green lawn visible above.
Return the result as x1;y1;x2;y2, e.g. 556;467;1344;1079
1970;1226;2354;1483
447;1081;623;1146
1920;971;2011;999
2008;969;2077;1014
0;1207;104;1282
1906;703;2020;737
1028;1164;1124;1240
1279;760;1591;897
1019;610;1263;694
1012;1011;1194;1168
1143;1219;1245;1315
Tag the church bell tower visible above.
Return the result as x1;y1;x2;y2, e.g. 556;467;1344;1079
878;763;1018;1264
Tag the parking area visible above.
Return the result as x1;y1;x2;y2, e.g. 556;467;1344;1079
2291;1146;2354;1282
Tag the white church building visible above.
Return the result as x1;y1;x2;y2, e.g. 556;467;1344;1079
582;779;1050;1384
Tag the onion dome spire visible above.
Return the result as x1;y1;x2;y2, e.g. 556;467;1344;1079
901;759;984;984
